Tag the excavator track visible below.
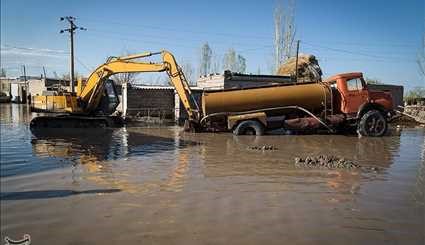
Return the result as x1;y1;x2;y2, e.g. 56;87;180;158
29;115;124;129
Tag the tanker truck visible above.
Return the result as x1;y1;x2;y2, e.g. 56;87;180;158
198;72;394;137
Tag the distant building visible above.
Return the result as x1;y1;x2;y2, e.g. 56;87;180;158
9;78;27;103
26;77;76;96
1;76;80;103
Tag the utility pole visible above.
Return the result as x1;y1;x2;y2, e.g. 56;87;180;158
22;65;27;104
42;66;47;78
60;16;86;93
294;40;300;82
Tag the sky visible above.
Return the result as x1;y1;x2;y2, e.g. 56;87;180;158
1;0;424;91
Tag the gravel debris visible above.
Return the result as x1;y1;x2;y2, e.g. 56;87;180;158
248;145;278;151
294;155;360;169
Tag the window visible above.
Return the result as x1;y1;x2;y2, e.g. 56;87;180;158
346;78;363;91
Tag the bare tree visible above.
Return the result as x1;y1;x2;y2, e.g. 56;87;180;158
237;54;246;73
181;61;195;86
0;68;6;77
113;71;138;86
274;0;296;73
365;77;382;84
223;48;246;73
199;42;212;76
418;34;425;78
212;54;222;74
112;51;139;85
283;0;296;61
274;4;283;73
223;48;237;71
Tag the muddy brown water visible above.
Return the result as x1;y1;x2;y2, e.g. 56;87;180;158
1;104;424;244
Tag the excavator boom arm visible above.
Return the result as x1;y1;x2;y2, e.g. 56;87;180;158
78;51;200;122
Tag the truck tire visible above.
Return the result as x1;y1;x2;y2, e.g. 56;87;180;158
233;120;265;136
358;110;387;137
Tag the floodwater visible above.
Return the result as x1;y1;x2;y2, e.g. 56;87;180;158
1;103;424;245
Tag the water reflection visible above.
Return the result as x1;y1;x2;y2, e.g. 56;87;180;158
0;103;32;124
30;127;197;165
29;127;198;193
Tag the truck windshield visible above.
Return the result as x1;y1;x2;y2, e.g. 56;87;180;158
346;78;363;91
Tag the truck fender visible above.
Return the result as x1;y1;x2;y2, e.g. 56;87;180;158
357;102;386;120
227;112;267;130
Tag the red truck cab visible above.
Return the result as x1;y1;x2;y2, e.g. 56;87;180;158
325;72;394;136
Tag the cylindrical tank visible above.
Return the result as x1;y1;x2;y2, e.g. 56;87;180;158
202;83;331;115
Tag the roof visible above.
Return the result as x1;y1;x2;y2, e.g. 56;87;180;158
131;85;203;91
324;72;363;82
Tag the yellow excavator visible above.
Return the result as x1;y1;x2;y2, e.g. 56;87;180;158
30;51;201;129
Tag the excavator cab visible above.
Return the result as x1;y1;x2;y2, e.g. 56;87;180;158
95;79;120;115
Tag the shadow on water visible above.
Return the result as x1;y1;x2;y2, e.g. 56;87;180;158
0;188;121;201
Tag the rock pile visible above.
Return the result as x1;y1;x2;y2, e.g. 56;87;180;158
277;54;322;83
403;105;425;124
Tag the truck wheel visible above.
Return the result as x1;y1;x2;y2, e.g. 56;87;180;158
233;120;265;136
358;110;387;137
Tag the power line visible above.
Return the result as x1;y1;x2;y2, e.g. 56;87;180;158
75;56;93;72
81;17;273;41
84;26;416;61
81;17;418;48
87;28;273;50
84;31;415;62
302;41;416;61
303;40;416;48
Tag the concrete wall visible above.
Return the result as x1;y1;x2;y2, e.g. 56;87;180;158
125;85;204;123
127;86;176;120
197;74;224;90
